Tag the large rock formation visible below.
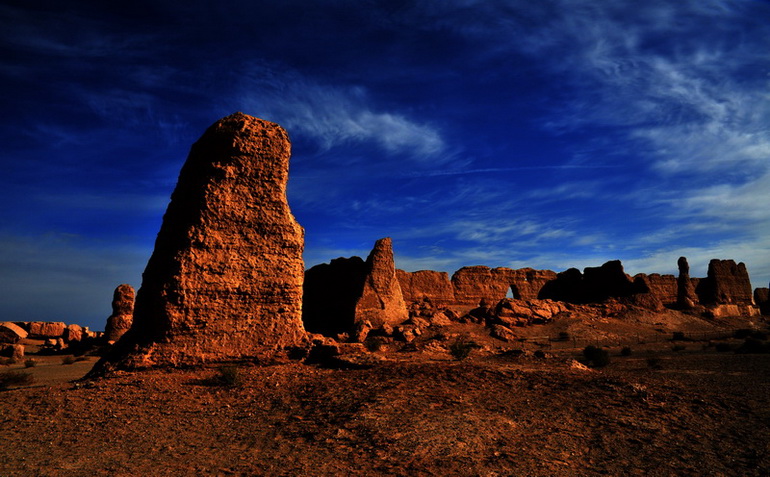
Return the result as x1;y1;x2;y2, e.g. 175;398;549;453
0;322;28;344
539;261;642;304
451;266;514;307
396;269;456;306
303;257;367;336
28;322;66;339
696;259;754;305
634;273;677;307
509;268;558;301
354;238;409;329
104;284;135;342
677;257;698;308
95;113;306;370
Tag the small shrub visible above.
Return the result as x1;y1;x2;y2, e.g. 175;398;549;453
672;344;686;352
557;331;570;342
715;342;733;352
620;346;632;357
0;358;16;366
734;329;752;339
449;335;477;361
24;359;37;368
74;356;89;362
214;365;242;387
672;331;686;341
61;356;76;365
736;338;770;354
646;357;663;370
0;370;34;390
582;345;610;368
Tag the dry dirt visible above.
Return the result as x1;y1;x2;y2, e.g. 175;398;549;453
2;339;770;476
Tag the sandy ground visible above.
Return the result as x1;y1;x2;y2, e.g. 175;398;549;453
1;339;769;476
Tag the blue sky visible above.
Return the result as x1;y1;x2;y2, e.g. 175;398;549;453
1;0;769;330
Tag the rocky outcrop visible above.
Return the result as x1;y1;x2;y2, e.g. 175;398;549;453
451;266;557;307
0;322;28;344
303;257;367;336
396;269;455;307
451;266;511;307
105;284;135;342
28;322;66;339
677;257;698;308
354;238;409;329
696;259;754;306
633;273;677;306
492;298;569;327
754;287;769;315
95;113;307;370
539;261;643;304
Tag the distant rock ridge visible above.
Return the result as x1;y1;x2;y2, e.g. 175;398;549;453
92;112;307;372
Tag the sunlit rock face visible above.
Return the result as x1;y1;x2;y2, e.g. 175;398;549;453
354;237;409;329
104;284;135;342
94;113;306;371
396;269;456;307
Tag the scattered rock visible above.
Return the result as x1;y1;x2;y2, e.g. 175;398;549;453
490;324;517;342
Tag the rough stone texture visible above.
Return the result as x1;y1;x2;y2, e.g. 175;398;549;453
696;259;754;306
0;343;24;360
0;322;28;344
28;322;66;339
450;266;558;307
492;299;569;327
633;273;678;306
64;324;83;343
677;257;698;308
97;113;306;369
104;284;136;342
303;257;367;336
754;287;770;315
396;269;456;306
354;238;409;329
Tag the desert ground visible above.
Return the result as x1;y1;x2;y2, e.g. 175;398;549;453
2;323;769;477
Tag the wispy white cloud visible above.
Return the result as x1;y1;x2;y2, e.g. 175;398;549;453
238;65;447;161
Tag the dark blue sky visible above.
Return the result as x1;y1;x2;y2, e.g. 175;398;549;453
2;0;769;330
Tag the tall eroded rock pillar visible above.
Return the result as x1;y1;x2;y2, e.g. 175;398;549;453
105;284;135;342
677;257;697;308
354;238;408;329
96;113;306;370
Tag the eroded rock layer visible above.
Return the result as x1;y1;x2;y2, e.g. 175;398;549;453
354;238;409;328
105;284;135;342
98;113;306;369
396;269;456;306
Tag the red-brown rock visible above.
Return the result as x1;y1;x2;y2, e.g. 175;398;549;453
451;266;512;307
634;273;677;306
104;284;135;342
0;322;28;344
354;238;408;329
95;113;307;370
396;269;455;306
28;322;66;339
64;324;83;343
696;259;754;305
